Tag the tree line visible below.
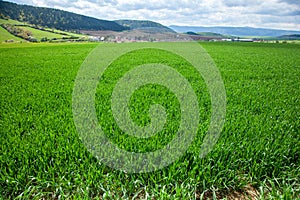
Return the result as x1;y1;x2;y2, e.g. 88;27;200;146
0;1;128;32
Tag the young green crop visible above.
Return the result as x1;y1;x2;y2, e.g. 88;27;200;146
95;47;210;154
0;42;299;199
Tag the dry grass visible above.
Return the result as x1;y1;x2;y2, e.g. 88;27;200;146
198;185;260;200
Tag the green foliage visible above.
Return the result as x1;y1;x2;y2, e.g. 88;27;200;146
0;42;299;199
0;1;128;32
0;18;85;38
16;26;67;41
0;18;26;25
197;32;225;37
40;37;48;42
0;26;24;42
115;20;176;33
1;24;67;42
0;18;88;42
186;31;199;35
1;24;32;40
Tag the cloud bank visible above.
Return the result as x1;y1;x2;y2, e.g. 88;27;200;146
7;0;300;30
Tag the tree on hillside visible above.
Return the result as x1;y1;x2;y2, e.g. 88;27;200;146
0;1;128;32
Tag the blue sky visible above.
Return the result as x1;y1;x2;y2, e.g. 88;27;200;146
7;0;300;30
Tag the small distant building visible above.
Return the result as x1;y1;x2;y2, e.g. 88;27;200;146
221;38;254;42
237;38;254;42
88;36;100;42
233;38;254;42
222;38;233;42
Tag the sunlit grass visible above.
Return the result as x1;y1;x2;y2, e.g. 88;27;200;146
0;42;299;199
0;26;24;42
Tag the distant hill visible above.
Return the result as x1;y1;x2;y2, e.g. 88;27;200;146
185;31;230;41
115;20;176;33
0;0;127;32
0;18;89;42
190;32;228;37
278;34;300;40
170;25;300;37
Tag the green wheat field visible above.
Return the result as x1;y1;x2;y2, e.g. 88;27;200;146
0;42;299;199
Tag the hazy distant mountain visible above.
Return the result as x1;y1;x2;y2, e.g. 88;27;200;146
0;1;127;31
115;20;176;33
170;25;300;37
278;34;300;40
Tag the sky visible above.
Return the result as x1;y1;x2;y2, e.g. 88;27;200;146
6;0;300;30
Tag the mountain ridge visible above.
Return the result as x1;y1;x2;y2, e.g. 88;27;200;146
115;20;175;33
0;0;127;31
169;25;300;37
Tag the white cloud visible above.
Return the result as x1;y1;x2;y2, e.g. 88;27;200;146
223;0;262;7
6;0;300;30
